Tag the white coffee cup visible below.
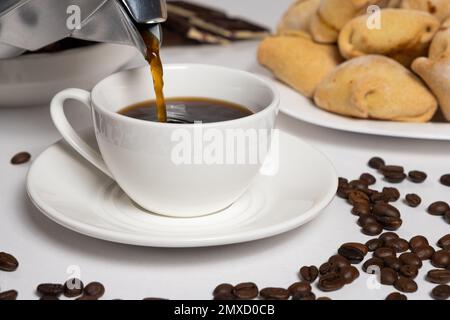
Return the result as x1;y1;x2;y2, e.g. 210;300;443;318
51;64;279;217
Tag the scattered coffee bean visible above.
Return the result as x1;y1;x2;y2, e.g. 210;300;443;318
0;290;18;300
394;276;418;293
317;296;332;300
384;238;410;253
84;282;105;299
10;152;31;165
338;243;368;264
399;265;418;279
259;287;290;300
328;255;350;270
352;203;371;216
382;187;400;202
288;282;311;296
339;266;359;284
440;174;450;187
37;283;64;297
408;171;427;183
380;268;398;285
427;269;450;284
386;292;407;300
362;223;383;236
373;203;400;219
377;216;403;231
380;165;404;174
360;173;376;185
379;232;399;242
358;214;377;227
374;247;396;260
0;252;19;272
363;257;384;273
399;252;423;268
438;234;450;250
299;266;319;283
431;284;450;300
318;273;345;292
63;278;84;298
413;245;435;260
213;292;235;300
405;194;421;207
213;284;234;297
383;172;407;183
383;256;402;271
409;235;429;250
368;157;385;169
233;282;258;300
349;179;369;191
348;190;369;205
319;262;332;275
337;185;352;199
365;239;384;252
431;250;450;268
292;291;316;300
428;201;450;216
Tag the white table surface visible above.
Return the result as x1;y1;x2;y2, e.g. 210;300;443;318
1;0;449;300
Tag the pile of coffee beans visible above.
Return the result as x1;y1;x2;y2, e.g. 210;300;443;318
10;152;31;165
35;279;105;300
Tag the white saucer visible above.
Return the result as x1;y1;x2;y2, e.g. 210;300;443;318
26;130;337;247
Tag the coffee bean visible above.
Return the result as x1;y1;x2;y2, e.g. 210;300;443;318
413;245;435;260
360;173;376;185
349;179;369;191
37;283;64;297
213;284;234;297
317;296;332;300
339;266;359;284
337;185;352;199
373;203;401;218
399;252;423;268
370;192;387;204
383;172;407;183
288;282;311;296
0;290;18;300
338;243;368;264
405;194;421;207
368;157;385;169
399;265;418;279
374;247;396;260
380;165;404;174
84;282;105;299
328;255;350;270
338;177;348;186
363;257;384;273
384;238;410;253
394;277;418;293
358;214;377;227
292;291;316;300
10;152;31;165
362;222;383;236
431;250;450;268
318;273;345;292
299;266;319;282
376;216;403;231
427;269;450;284
383;256;402;271
386;292;407;300
431;284;450;300
0;252;19;272
365;239;384;252
380;268;398;285
408;171;427;183
259;287;290;300
379;232;399;242
409;235;429;250
213;292;235;300
40;295;59;300
428;201;450;216
233;282;258;300
63;278;84;298
319;262;332;275
445;211;450;224
352;203;371;216
382;187;401;202
438;234;450;250
440;174;450;187
348;190;370;205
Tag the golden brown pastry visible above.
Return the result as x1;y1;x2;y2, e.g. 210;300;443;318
277;0;321;34
310;0;391;43
338;9;440;66
429;16;450;59
314;55;438;122
258;31;343;97
400;0;450;22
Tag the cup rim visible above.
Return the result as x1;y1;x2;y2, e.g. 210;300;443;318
91;63;279;128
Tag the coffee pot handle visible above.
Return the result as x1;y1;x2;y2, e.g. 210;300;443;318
50;88;114;179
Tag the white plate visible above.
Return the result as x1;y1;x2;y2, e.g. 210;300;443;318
0;43;139;108
274;81;450;141
26;130;337;248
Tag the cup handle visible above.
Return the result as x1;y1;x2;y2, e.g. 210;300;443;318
50;88;113;179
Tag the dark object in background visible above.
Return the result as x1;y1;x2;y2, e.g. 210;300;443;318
162;1;269;46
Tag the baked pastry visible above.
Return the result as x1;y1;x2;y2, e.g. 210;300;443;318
258;31;343;97
429;17;450;59
310;0;391;43
277;0;321;34
338;9;440;66
400;0;450;21
314;55;438;122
